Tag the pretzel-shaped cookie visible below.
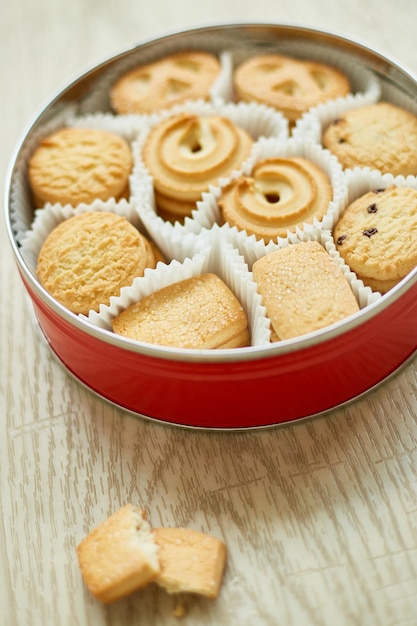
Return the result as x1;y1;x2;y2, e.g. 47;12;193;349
234;54;350;122
219;157;332;241
110;51;221;114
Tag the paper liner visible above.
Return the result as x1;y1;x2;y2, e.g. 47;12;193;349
128;99;288;256
195;136;348;254
85;233;271;348
10;104;78;244
292;87;381;144
77;48;235;115
19;198;148;276
66;112;146;143
343;166;417;202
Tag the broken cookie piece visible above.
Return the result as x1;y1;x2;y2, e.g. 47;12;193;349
76;503;160;604
76;505;227;604
154;527;227;599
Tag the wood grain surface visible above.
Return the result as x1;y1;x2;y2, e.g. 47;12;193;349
1;1;417;624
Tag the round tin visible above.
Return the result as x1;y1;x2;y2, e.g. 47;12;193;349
5;23;417;429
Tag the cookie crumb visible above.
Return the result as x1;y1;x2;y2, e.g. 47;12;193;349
173;601;187;618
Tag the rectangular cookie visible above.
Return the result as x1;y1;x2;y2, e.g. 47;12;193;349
252;241;360;341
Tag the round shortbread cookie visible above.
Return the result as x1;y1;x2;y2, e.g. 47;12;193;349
112;273;250;349
333;185;417;293
110;50;221;114
29;127;133;207
142;113;253;221
322;102;417;176
37;211;160;315
218;156;332;241
233;54;350;122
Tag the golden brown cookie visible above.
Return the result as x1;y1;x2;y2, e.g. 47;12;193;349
76;504;160;604
28;127;133;207
233;54;350;122
154;527;227;599
333;185;417;293
142;113;253;222
322;102;417;176
112;273;250;349
37;211;161;315
252;241;359;341
110;50;221;114
218;156;332;241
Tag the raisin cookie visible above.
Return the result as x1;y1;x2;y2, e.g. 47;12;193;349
323;102;417;176
333;185;417;293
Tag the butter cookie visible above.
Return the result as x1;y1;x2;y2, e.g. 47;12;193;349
110;50;221;114
322;102;417;176
218;156;332;241
142;113;253;221
29;127;133;207
112;273;250;349
333;185;417;292
253;241;359;341
234;54;350;122
37;211;162;315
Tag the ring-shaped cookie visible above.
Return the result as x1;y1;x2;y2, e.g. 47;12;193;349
219;157;332;241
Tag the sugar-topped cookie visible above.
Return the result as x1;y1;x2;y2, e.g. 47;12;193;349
112;273;250;349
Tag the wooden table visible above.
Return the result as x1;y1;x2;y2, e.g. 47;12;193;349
2;1;417;624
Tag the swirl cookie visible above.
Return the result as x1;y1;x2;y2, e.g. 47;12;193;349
333;185;417;293
112;273;250;349
142;113;253;221
37;211;163;315
110;50;221;114
28;127;133;207
233;54;350;123
218;157;332;241
322;102;417;176
253;241;359;341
